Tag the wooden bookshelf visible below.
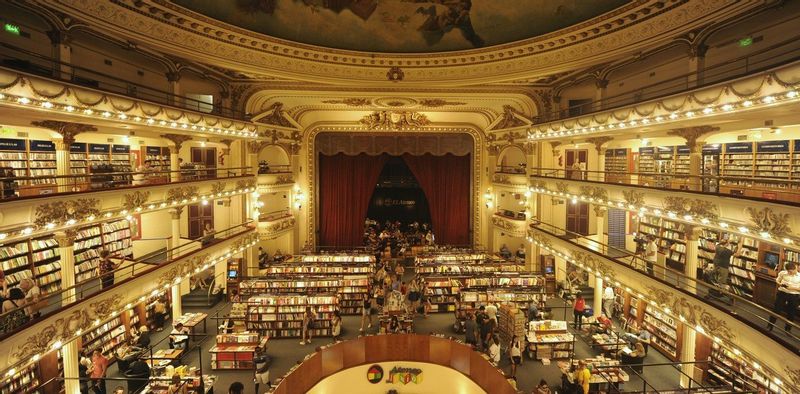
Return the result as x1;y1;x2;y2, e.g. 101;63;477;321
239;275;369;315
706;342;781;393
244;294;338;338
0;138;58;196
210;333;268;370
604;148;632;183
144;146;170;182
642;308;682;361
672;145;691;189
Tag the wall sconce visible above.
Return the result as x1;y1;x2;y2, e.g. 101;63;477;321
484;188;494;209
293;184;305;210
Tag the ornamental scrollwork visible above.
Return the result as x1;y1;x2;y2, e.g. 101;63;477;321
33;199;100;227
359;111;430;130
166;186;199;202
122;191;150;211
622;190;645;207
236;179;257;190
555;182;571;195
211;182;227;195
570;249;614;280
642;285;735;342
579;186;608;202
745;207;791;238
662;196;719;220
261;217;296;237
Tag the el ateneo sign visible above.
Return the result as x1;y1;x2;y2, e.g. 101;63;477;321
367;364;423;385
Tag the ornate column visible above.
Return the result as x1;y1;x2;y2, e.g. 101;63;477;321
217;89;231;118
46;29;71;80
679;328;698;388
171;282;182;320
668;126;718;191
685;226;701;295
595;79;609;110
165;71;182;107
587;136;613;182
31;121;96;192
594;205;607;246
247;141;267;176
162;134;192;182
169;207;183;260
54;231;77;305
62;340;81;394
593;275;603;318
687;44;709;88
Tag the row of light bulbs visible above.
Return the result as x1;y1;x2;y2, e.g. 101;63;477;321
528;186;798;249
0;187;257;245
0;92;259;138
526;237;783;388
1;236;259;381
528;89;799;140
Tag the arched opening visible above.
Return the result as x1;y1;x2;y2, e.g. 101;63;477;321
497;145;526;173
366;157;432;226
258;144;291;173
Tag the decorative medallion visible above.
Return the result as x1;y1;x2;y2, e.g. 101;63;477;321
386;66;404;82
746;207;791;238
374;97;418;108
122;191;151;212
662;196;718;220
359;111;430;130
33;199;100;227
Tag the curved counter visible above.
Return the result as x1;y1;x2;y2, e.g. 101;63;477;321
270;334;517;394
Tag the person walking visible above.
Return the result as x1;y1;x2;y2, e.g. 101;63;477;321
464;312;478;347
359;293;373;332
98;250;119;289
301;306;316;345
644;235;658;275
90;349;109;394
508;335;523;379
574;360;591;394
331;310;342;341
603;284;615;318
768;262;800;332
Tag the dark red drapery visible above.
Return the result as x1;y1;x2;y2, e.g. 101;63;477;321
402;154;471;246
319;154;388;248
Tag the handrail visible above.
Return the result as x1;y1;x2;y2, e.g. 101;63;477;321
0;42;247;120
532;29;800;124
530;221;800;351
0;220;255;337
0;166;254;202
527;166;800;207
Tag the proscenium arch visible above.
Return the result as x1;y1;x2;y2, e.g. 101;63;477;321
301;124;486;248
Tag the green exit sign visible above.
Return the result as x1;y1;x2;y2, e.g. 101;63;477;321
4;23;20;35
739;36;753;47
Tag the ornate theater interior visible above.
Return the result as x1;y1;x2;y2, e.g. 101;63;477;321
0;0;800;393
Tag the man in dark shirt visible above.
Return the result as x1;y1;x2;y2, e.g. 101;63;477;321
709;238;739;302
476;306;488;350
464;312;478;347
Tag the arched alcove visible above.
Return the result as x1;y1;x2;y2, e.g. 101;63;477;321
497;145;526;173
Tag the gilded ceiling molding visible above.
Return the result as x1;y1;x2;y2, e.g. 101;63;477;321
746;207;792;238
489;106;529;131
418;99;467;108
258;102;295;128
247;140;271;155
359;111;431;130
30;120;97;148
42;0;763;84
33;199;100;227
662;196;719;220
321;98;371;107
585;136;614;153
122;191;151;212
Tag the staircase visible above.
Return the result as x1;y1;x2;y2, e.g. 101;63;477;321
181;287;222;308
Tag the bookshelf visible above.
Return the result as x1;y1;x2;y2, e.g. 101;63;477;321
720;142;754;194
80;316;127;361
425;277;463;312
210;333;269;370
102;220;133;259
526;320;574;360
74;225;102;284
791;139;800;183
497;304;526;344
244;294;338;338
289;254;376;264
604;148;632;183
653;146;675;188
110;145;132;186
31;237;61;294
672;145;690;189
637;147;655;186
0;138;58;196
69;143;88;190
643;308;682;361
706;342;781;393
144;146;170;174
0;240;32;288
0;361;38;394
240;275;369;315
261;263;373;275
460;290;546;309
636;216;687;271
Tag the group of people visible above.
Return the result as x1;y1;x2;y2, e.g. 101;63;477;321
257;247;287;269
363;219;436;257
1;168;18;199
0;276;42;332
498;243;526;261
359;260;433;333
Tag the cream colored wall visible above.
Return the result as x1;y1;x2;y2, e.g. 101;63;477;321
307;362;486;394
132;209;171;258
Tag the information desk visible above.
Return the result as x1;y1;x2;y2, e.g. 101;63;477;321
210;334;269;370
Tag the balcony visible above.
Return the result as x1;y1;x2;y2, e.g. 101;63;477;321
491;171;527;190
256;165;294;191
491;211;527;238
258;211;295;238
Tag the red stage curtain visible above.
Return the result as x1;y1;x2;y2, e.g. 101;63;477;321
402;154;471;246
319;154;388;248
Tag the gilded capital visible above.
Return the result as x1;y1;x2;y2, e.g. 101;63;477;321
170;207;184;219
667;126;718;152
161;134;194;153
31;120;96;147
54;230;76;248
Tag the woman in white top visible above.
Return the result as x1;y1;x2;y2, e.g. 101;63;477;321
768;262;800;332
488;336;501;365
508;335;523;379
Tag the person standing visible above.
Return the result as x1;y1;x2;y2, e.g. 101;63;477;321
508;335;523;379
153;298;167;331
98;250;118;289
360;293;373;332
464;312;478;347
644;235;658;275
331;310;342;341
253;346;271;393
602;284;615;318
90;350;109;394
573;293;586;330
301;306;316;345
574;360;591;394
708;238;739;302
488;336;500;365
202;222;215;246
768;262;800;332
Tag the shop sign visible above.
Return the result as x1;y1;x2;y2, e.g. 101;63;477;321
0;138;25;151
89;143;110;153
29;140;56;151
70;142;87;153
366;364;383;384
385;366;423;385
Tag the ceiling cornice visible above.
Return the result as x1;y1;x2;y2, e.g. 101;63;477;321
33;0;775;86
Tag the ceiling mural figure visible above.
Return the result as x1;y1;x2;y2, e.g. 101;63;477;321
173;0;629;52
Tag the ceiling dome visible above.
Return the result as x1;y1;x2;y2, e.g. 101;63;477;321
171;0;630;53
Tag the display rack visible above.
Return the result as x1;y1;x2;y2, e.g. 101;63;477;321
525;320;574;361
424;277;462;312
31;236;61;294
244;295;338;338
209;333;269;370
706;342;781;394
80;316;127;361
497;304;526;344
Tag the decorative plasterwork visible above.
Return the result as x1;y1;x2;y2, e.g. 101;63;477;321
259;216;296;238
667;125;719;150
585;136;613;153
30;120;96;148
166;186;199;202
247;140;271;155
41;0;763;84
491;174;527;190
320;97;467;108
161;134;194;152
491;215;526;238
359;111;431;130
0;69;258;138
305;125;484;247
33;199;100;227
622;190;645;207
122;191;151;212
236;179;257;190
662;196;719;220
641;285;735;342
258;102;295;128
211;182;228;195
489;105;530;131
746;207;792;238
570;250;614;280
321;98;371;107
10;293;124;362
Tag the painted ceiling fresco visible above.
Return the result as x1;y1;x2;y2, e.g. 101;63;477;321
171;0;631;53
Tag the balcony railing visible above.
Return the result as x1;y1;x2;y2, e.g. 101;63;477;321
257;164;291;174
0;221;255;338
534;30;800;124
531;221;800;355
495;164;527;174
0;42;246;120
529;167;800;206
0;166;253;202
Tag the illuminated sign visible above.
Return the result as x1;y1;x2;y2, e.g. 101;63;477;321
4;23;20;35
366;365;383;384
385;366;423;385
739;37;753;47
